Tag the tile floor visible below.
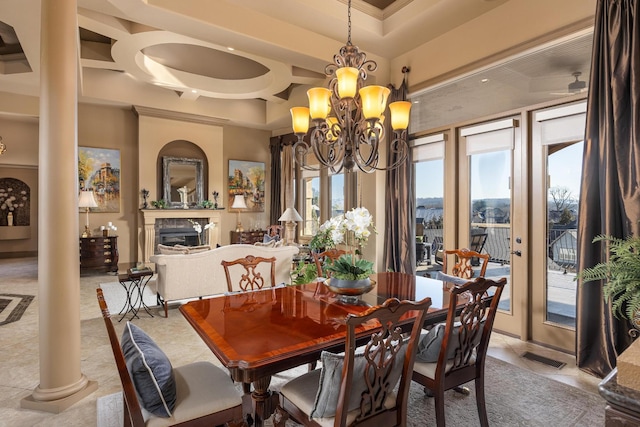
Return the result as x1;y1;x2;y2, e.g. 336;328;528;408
0;257;602;426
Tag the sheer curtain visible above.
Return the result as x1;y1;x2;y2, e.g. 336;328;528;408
384;69;415;274
576;0;640;378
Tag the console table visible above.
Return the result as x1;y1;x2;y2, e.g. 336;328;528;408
599;368;640;426
230;230;265;245
79;236;118;274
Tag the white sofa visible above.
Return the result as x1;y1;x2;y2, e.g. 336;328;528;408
150;244;299;316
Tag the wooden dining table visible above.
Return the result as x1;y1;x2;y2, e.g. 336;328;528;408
179;272;463;426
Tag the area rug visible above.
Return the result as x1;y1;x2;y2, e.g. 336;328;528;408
97;356;605;427
0;293;34;326
99;280;158;317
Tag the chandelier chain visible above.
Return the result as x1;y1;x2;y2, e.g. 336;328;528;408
347;0;352;45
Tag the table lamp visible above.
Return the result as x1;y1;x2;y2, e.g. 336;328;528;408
278;207;303;245
79;189;98;237
231;194;247;232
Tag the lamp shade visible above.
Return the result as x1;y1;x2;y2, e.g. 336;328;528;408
389;101;412;130
307;87;332;120
359;85;390;120
336;67;359;98
78;190;98;208
231;194;247;209
278;207;303;222
290;107;310;135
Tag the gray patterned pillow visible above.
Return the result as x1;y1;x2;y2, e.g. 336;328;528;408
121;322;176;417
311;343;406;419
416;320;485;363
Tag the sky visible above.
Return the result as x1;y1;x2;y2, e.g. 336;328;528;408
414;140;584;200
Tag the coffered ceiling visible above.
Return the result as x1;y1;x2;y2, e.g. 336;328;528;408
0;0;593;133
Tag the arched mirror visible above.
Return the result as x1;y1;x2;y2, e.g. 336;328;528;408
163;156;204;207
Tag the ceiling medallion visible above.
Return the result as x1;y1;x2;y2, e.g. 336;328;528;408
289;0;411;173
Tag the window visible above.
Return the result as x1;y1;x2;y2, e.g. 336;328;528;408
330;173;344;217
302;173;319;235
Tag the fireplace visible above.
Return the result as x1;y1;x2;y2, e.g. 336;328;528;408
140;210;221;263
158;227;199;247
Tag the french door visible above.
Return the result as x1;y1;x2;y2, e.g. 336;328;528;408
458;117;526;338
530;102;586;351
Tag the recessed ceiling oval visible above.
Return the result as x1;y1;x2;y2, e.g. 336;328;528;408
141;43;269;80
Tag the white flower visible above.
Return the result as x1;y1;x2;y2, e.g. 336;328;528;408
204;223;215;231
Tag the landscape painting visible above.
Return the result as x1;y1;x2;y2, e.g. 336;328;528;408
228;160;265;212
78;146;121;213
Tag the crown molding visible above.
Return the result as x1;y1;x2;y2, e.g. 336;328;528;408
132;106;229;126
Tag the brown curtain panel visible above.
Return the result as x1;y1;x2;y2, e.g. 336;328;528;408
384;71;415;274
269;137;283;225
576;0;640;378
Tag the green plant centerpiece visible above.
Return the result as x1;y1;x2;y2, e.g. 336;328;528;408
578;234;640;334
315;207;376;303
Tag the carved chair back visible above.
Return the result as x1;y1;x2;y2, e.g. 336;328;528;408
222;255;277;292
442;248;490;279
97;288;146;426
412;277;507;427
312;248;347;278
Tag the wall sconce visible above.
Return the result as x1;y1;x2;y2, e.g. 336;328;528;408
278;207;303;245
231;194;247;232
78;190;98;237
0;136;6;156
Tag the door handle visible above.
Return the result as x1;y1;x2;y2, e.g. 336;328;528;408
511;250;522;257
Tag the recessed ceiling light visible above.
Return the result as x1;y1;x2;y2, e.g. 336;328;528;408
481;78;489;83
191;89;197;93
227;47;235;51
413;100;420;104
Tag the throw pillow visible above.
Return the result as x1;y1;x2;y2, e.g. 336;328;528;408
435;271;471;286
157;244;188;255
415;320;485;363
311;343;407;419
175;244;211;254
254;240;276;247
263;233;280;243
121;322;176;417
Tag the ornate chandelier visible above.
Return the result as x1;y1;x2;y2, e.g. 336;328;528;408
289;0;411;173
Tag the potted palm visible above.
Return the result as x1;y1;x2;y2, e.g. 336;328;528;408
578;234;640;332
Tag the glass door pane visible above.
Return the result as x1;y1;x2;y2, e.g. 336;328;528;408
469;150;511;311
415;159;444;270
545;141;583;327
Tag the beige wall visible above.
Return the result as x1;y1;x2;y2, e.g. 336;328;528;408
221;125;272;245
0;116;39;256
78;104;138;266
0;104;273;264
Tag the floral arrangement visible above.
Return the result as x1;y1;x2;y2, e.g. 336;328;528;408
188;219;215;245
0;187;27;226
314;207;375;280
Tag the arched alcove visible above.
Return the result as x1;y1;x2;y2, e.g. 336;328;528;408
156;140;209;203
0;178;30;226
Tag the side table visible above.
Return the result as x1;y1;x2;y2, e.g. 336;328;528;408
599;368;640;425
117;268;154;322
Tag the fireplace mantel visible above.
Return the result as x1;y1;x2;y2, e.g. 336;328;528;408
140;209;222;263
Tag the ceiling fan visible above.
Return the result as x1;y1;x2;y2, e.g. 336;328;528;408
550;72;587;95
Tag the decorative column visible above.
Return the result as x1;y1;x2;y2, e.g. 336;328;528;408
21;0;97;412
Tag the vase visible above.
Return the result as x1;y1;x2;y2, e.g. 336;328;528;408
7;212;13;226
326;277;376;304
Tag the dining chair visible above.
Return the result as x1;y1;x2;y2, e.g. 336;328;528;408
266;224;283;239
222;255;277;292
275;296;432;427
312;248;347;278
96;288;247;427
412;277;507;427
441;247;490;279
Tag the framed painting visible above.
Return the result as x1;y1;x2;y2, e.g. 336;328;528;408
228;160;265;212
78;146;121;213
